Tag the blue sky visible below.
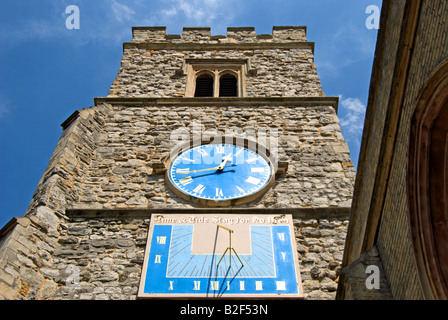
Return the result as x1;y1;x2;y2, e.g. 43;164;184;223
0;0;381;228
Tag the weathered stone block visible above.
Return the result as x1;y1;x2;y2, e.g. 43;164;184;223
94;271;119;282
34;206;59;230
91;239;116;248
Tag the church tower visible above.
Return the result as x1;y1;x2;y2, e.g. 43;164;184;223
0;26;355;300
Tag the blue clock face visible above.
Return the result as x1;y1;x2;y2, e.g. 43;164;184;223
168;143;272;203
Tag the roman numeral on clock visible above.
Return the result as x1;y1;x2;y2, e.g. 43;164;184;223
246;176;261;185
235;149;243;157
216;188;224;197
210;281;219;290
179;176;193;185
215;145;224;153
246;157;258;163
193;281;201;291
192;184;206;195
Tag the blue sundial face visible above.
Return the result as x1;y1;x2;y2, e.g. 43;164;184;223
138;214;304;299
168;143;272;202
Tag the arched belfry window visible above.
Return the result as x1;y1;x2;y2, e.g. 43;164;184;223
194;72;214;97
219;73;238;97
184;59;248;98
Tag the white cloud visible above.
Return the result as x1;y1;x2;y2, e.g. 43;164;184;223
159;0;236;28
0;0;239;47
111;0;136;23
0;1;138;47
338;95;366;139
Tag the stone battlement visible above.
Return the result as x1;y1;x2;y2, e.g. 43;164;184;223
131;26;307;43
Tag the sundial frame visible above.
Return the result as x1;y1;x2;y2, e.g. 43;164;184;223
138;213;303;299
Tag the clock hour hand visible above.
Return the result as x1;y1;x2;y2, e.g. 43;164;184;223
217;153;233;171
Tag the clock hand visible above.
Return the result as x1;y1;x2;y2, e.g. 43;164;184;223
177;154;235;174
217;153;232;171
176;166;220;174
222;153;233;162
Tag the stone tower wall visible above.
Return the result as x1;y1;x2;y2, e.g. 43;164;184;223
0;26;354;300
72;103;354;210
108;26;323;98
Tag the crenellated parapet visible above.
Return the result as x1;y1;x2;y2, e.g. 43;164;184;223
131;26;308;43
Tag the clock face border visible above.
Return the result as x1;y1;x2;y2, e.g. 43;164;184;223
137;213;304;299
164;136;276;207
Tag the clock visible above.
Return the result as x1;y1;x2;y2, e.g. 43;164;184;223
138;213;304;299
165;138;275;206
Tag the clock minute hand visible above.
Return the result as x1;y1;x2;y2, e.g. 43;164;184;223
177;153;234;174
176;166;220;174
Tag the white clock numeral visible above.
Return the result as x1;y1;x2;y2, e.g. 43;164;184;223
278;233;285;241
246;176;261;185
251;167;265;173
256;281;263;291
240;281;245;291
169;281;174;291
157;236;166;244
155;255;162;264
216;188;224;197
246;157;258;163
193;281;201;291
276;281;286;291
197;148;208;156
180;157;195;163
235;149;243;157
176;168;190;174
281;252;287;261
236;185;245;193
215;145;224;153
210;281;219;290
193;184;206;195
179;176;193;185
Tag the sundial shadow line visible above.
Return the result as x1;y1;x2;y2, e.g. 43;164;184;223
217;264;245;297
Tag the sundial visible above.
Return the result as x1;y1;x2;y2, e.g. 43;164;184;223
138;213;303;299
